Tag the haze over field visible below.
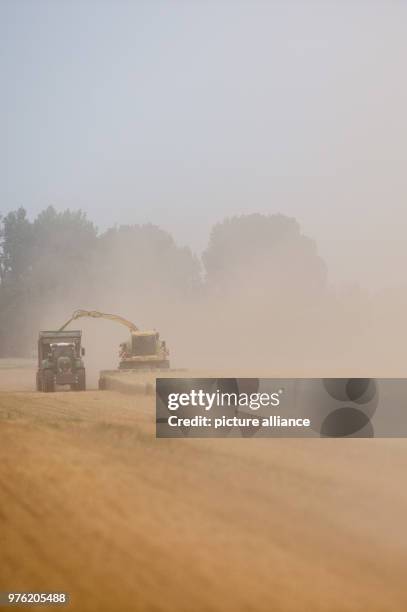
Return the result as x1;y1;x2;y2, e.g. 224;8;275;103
1;206;406;385
1;0;407;289
1;1;407;380
1;5;407;610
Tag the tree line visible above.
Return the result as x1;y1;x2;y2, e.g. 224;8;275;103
0;206;327;359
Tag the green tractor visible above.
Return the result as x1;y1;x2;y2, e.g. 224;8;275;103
36;330;86;392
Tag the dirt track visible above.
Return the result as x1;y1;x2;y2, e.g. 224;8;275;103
1;368;407;611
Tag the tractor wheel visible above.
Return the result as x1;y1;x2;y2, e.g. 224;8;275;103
74;369;86;391
42;370;55;393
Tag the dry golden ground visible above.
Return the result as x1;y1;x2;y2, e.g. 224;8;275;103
0;366;406;611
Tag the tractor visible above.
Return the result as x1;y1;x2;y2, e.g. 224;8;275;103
36;330;86;392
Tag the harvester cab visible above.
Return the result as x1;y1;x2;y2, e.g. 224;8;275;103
119;330;169;370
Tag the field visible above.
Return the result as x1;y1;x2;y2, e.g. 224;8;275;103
0;362;407;611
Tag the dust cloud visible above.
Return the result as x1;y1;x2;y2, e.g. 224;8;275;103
16;211;406;385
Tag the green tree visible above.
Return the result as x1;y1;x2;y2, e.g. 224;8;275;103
96;224;201;297
30;206;98;297
0;206;98;356
0;207;32;286
0;208;34;355
203;213;326;296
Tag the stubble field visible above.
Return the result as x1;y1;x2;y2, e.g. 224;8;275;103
0;362;406;611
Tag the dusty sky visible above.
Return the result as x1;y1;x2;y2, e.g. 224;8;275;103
1;0;406;288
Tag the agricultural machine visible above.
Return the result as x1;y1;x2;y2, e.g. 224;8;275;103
36;330;86;392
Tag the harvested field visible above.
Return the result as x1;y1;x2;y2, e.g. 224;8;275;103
0;362;406;611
